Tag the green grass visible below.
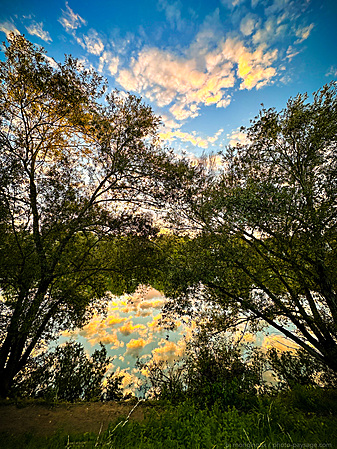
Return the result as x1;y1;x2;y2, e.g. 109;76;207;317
1;392;336;449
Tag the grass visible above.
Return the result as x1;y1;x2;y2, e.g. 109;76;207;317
1;389;336;448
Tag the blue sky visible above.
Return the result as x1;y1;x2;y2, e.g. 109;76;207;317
1;0;336;158
1;0;336;390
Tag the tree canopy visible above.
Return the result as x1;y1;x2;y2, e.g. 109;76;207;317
0;35;195;398
159;82;337;374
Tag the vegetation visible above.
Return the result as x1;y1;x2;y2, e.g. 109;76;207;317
0;34;194;398
1;33;337;448
10;341;127;402
159;82;337;376
1;396;337;448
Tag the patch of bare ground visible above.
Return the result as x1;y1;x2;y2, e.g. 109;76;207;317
0;400;149;437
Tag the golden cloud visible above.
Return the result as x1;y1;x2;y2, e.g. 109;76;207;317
152;339;185;363
159;128;224;150
222;38;277;90
261;334;299;353
119;321;147;336
125;337;153;357
116;46;235;120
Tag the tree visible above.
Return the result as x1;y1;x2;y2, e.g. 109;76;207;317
160;83;337;374
12;341;126;401
0;35;194;398
137;332;264;407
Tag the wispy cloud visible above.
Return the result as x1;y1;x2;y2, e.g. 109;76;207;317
261;334;299;352
326;66;337;78
158;0;185;31
159;128;224;149
83;29;104;55
25;21;52;42
59;2;86;32
294;23;314;44
0;20;20;37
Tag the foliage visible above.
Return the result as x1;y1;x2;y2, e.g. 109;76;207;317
0;34;196;398
3;397;337;448
136;357;186;402
160;82;337;374
10;341;126;402
267;347;337;390
138;331;265;410
183;333;264;409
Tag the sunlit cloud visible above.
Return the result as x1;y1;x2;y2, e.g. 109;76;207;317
222;37;278;90
261;334;299;352
152;338;185;363
25;21;52;42
125;337;153;357
159;128;224;149
98;51;119;75
59;2;86;32
227;128;250;146
147;313;166;332
77;314;126;348
119;321;147;336
117;45;235;120
0;21;20;37
84;327;124;349
83;29;104;55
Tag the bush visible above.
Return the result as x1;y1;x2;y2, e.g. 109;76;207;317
11;341;126;402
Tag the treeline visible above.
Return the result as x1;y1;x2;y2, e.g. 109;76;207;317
1;33;337;406
9;331;337;409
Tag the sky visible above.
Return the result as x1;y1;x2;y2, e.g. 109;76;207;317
1;0;336;157
0;0;336;392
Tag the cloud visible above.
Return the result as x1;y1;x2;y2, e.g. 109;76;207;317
148;314;165;332
285;45;301;61
119;321;147;336
158;0;184;31
0;21;20;37
44;55;59;69
252;16;288;46
159;128;224;149
143;288;164;300
295;23;314;44
261;334;299;352
117;46;235;120
83;327;124;349
221;0;245;8
59;2;86;32
222;37;278;90
125;337;153;357
83;29;104;55
152;339;185;363
98;51;119;75
25;21;52;42
240;14;260;36
78;314;125;348
227;128;250;146
105;316;128;327
326;66;337;78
